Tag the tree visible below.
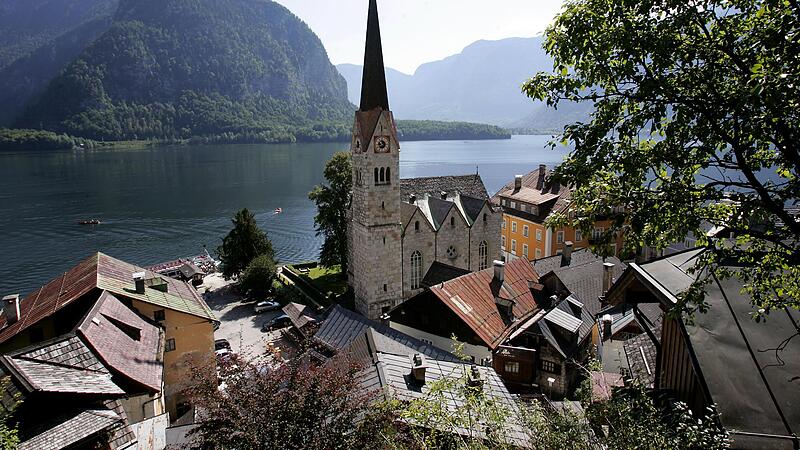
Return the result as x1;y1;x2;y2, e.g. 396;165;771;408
184;354;391;450
0;377;20;449
524;0;800;317
309;152;352;275
240;254;277;299
217;208;274;279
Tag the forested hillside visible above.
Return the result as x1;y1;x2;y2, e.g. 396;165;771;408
13;0;354;142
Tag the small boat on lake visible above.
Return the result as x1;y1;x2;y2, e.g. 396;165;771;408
274;208;282;214
78;219;101;225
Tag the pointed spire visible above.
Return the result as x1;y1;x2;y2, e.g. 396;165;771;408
360;0;389;111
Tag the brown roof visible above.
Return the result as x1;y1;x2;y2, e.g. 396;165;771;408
0;253;215;344
77;291;163;392
429;258;541;349
492;166;572;221
282;302;319;330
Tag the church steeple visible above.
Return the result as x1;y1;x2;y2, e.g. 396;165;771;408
360;0;389;112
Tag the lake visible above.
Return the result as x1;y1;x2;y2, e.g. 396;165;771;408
0;135;569;296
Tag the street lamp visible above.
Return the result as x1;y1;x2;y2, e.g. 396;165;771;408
546;377;555;399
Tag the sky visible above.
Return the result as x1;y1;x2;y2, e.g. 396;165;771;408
273;0;566;74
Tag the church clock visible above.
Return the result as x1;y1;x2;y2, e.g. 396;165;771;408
374;136;390;153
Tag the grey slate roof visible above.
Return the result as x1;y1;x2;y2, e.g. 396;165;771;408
421;261;470;288
623;327;659;388
315;305;457;362
0;356;123;395
632;249;800;446
356;352;530;447
536;296;594;359
18;407;128;450
11;334;105;372
538;250;627;318
533;248;609;277
344;328;460;364
401;174;489;201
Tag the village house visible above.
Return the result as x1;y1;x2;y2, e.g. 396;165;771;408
346;0;501;320
494;166;625;261
0;290;168;449
0;252;217;422
605;248;800;450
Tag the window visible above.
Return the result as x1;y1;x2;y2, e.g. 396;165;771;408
540;360;560;374
445;246;458;260
593;227;604;240
450;216;455;227
478;241;488;270
414;221;420;232
166;338;176;352
379;167;385;184
502;221;506;230
557;231;565;244
374;167;379;184
532;206;539;215
575;229;583;242
523;225;529;237
504;361;520;374
483;213;487;222
511;201;517;209
535;248;542;258
511;239;517;254
154;310;166;321
383;284;387;292
511;222;517;233
523;244;529;259
411;251;423;290
385;167;391;184
501;236;506;249
536;229;542;241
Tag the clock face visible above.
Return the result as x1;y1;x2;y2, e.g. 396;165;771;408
374;136;390;153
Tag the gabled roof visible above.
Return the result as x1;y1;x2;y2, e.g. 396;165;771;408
17;406;131;450
356;353;530;447
344;327;461;365
77;291;163;392
624;248;800;445
428;258;541;349
421;262;470;288
314;305;457;362
404;192;491;233
401;174;489;201
0;356;123;396
282;302;319;330
0;252;216;344
536;297;594;359
538;249;627;318
492;166;572;222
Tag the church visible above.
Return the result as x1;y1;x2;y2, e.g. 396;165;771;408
347;0;501;319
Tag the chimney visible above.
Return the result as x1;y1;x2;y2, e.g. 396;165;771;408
561;241;573;266
601;314;613;340
538;164;546;189
493;260;505;283
466;365;484;390
2;294;20;324
603;263;615;295
410;354;427;384
440;191;448;200
133;272;146;294
409;194;416;204
514;175;523;192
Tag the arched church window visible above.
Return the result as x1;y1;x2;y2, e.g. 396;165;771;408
374;168;379;184
411;251;423;290
446;246;458;260
414;221;420;232
380;167;385;184
479;241;488;270
450;216;455;227
386;167;391;184
483;213;487;222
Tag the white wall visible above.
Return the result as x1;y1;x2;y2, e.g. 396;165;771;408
390;322;493;365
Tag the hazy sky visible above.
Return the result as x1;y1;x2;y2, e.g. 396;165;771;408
273;0;566;74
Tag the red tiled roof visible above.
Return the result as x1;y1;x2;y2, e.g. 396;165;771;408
0;252;215;344
78;291;163;392
429;258;541;349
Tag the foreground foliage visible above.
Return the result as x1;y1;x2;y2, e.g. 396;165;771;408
217;208;274;280
0;377;19;450
0;128;100;151
309;152;352;275
240;254;277;299
525;0;800;317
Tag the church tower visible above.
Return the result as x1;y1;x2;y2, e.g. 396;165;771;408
348;0;402;319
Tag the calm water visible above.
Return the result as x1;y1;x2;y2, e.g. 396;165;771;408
0;135;568;296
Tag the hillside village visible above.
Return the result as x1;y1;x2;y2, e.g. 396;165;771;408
1;0;798;449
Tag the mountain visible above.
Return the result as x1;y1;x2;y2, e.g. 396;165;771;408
337;37;592;130
12;0;354;142
0;0;118;125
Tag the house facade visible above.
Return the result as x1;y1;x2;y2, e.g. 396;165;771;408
346;0;501;320
494;165;624;261
0;252;217;422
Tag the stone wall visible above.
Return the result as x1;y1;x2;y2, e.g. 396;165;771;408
468;203;502;271
401;209;436;299
435;206;471;270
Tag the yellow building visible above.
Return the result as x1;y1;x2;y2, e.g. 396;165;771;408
0;252;217;421
493;165;624;261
